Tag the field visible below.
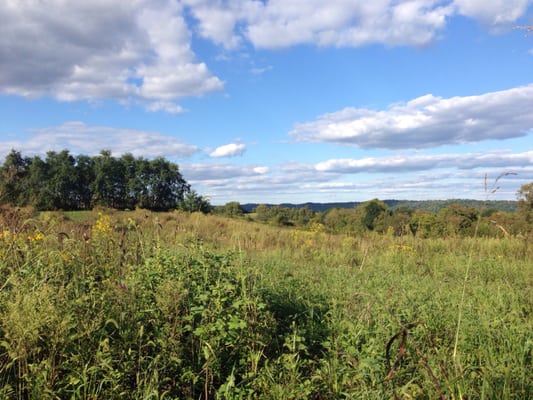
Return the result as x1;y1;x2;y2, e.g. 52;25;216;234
0;207;531;399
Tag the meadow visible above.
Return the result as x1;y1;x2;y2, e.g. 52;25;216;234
0;207;531;399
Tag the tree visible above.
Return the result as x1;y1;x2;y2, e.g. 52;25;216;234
27;155;51;209
44;150;79;210
220;201;244;217
322;207;359;234
121;153;143;209
269;206;292;226
294;206;315;226
139;157;189;211
357;199;389;231
253;204;271;223
75;155;95;210
517;182;533;214
91;150;128;209
410;210;444;238
0;150;31;205
389;206;413;236
438;204;479;236
179;190;212;213
517;182;533;229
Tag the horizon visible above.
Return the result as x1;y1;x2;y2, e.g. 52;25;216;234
1;1;532;204
229;198;519;209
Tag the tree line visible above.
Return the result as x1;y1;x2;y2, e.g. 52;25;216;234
0;149;210;212
216;189;533;238
239;199;517;214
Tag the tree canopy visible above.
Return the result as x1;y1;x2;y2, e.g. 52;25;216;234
0;149;193;212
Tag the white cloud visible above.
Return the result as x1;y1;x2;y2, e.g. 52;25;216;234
2;1;530;112
181;163;267;180
209;143;246;158
0;121;199;159
183;0;532;49
250;65;273;75
0;0;223;111
175;154;533;204
146;101;187;114
453;0;532;29
183;161;338;203
183;0;248;49
290;85;533;149
315;151;533;173
253;166;270;174
246;0;453;48
184;0;453;49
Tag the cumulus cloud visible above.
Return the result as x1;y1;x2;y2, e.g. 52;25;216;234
315;151;533;173
183;0;532;49
0;0;223;111
181;163;268;180
2;1;530;111
290;85;533;149
454;0;532;29
245;0;453;48
209;143;246;158
184;0;453;49
0;121;199;159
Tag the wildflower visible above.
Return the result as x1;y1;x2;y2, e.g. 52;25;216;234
92;213;113;237
27;232;44;242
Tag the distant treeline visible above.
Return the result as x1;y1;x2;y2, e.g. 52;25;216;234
0;149;210;212
215;193;532;238
241;199;517;214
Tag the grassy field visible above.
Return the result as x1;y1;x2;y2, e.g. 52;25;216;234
0;208;531;399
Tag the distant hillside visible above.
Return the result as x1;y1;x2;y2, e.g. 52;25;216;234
241;199;517;214
384;199;517;213
241;202;358;213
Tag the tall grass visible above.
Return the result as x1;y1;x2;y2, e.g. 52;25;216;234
0;207;531;399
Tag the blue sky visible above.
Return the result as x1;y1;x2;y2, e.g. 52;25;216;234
1;1;532;205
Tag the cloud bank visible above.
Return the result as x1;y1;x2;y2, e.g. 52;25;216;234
0;122;198;159
0;0;223;112
1;1;531;112
315;151;533;173
290;85;533;149
1;120;532;204
185;159;533;204
184;0;532;49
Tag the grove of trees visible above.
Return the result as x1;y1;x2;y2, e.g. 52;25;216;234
0;149;208;212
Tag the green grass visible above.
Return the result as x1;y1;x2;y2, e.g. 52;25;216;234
0;208;531;399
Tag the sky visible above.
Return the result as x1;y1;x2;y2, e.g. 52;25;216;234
1;1;533;205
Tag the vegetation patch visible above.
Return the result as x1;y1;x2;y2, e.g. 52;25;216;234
0;206;531;399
